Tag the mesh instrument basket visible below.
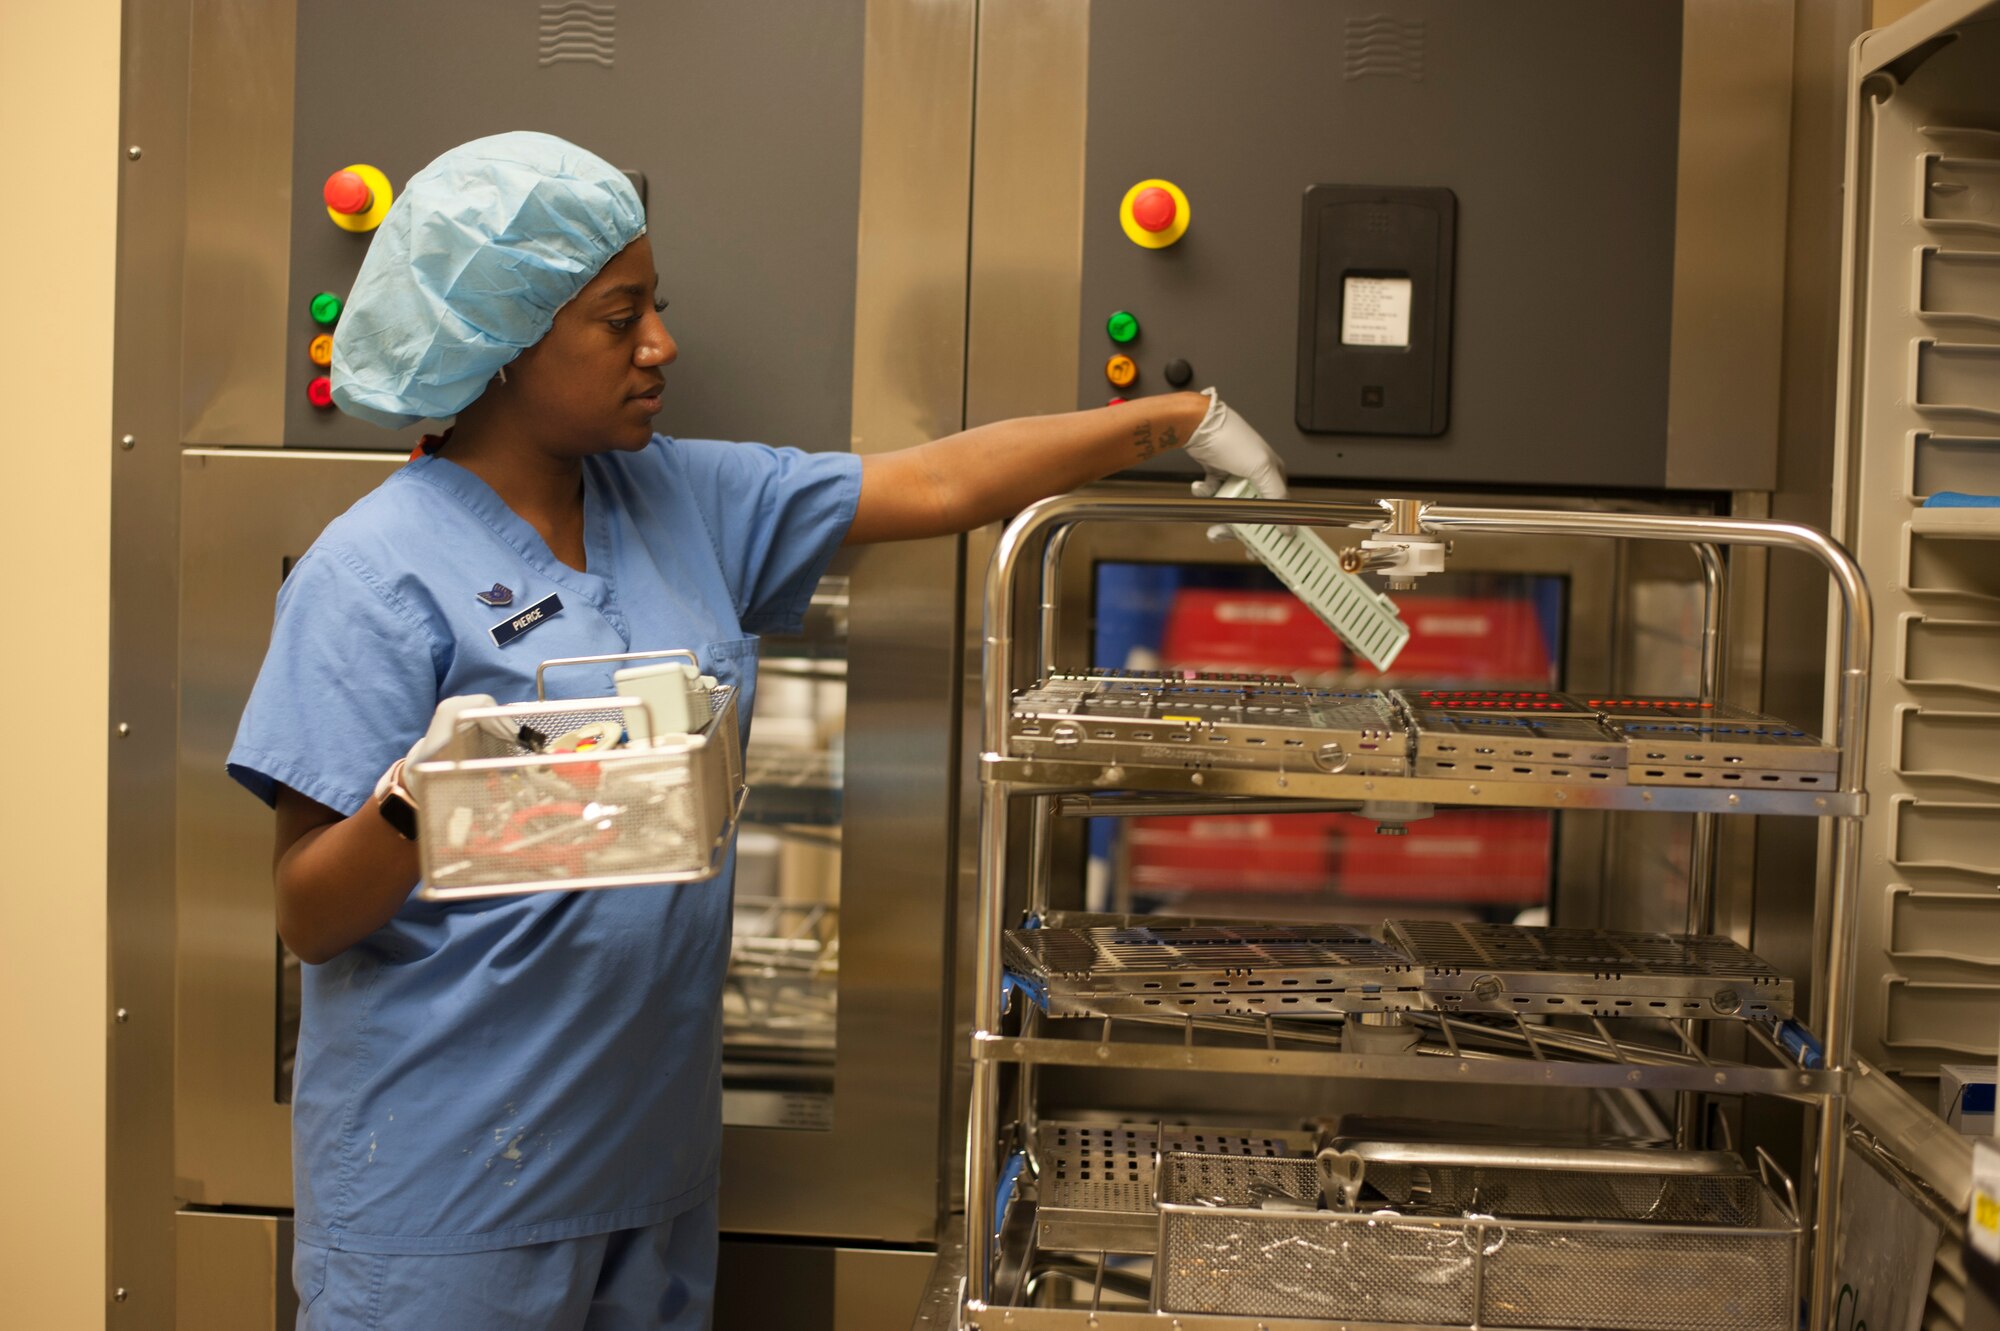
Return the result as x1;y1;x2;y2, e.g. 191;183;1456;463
1155;1152;1799;1329
411;683;745;900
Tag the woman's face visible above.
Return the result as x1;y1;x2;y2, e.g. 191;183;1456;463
503;235;676;453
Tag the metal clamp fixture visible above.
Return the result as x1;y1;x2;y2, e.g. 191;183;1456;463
1338;495;1450;591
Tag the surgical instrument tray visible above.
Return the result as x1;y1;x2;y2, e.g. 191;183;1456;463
1404;709;1630;783
413;650;746;900
1006;673;1408;776
1620;719;1839;790
1032;1120;1313;1254
1153;1150;1800;1329
1387;919;1795;1019
1004;923;1424;1019
1586;693;1785;724
1400;688;1598;715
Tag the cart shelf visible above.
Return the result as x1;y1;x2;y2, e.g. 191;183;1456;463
981;754;1858;817
962;492;1874;1331
977;1011;1836;1097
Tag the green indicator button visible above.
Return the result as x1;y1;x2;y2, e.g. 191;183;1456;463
310;291;344;326
1106;310;1139;344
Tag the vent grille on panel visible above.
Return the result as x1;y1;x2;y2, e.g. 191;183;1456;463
1344;16;1425;82
539;1;615;68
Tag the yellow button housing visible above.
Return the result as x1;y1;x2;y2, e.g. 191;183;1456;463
308;333;335;367
1105;354;1138;388
327;162;395;232
1119;178;1191;248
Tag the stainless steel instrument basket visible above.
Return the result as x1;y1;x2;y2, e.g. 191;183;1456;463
1032;1120;1315;1254
1005;923;1424;1019
1154;1151;1800;1330
1388;919;1796;1021
411;651;747;900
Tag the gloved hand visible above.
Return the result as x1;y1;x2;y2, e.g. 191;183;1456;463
373;694;498;802
1185;388;1287;502
1185;388;1287;542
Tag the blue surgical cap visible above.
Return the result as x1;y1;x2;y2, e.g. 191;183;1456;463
330;131;647;429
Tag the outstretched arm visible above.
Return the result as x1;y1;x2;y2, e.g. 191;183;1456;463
844;390;1282;545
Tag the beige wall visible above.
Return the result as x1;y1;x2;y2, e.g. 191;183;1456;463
0;0;121;1327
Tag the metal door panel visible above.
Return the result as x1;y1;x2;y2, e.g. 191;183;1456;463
969;0;1796;492
176;449;402;1208
140;0;980;1321
174;446;971;1240
718;0;977;1240
279;0;864;452
714;1239;934;1330
176;1210;297;1331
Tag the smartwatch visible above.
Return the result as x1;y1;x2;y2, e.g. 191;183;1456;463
377;757;420;841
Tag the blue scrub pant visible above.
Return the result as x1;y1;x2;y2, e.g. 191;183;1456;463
294;1195;717;1331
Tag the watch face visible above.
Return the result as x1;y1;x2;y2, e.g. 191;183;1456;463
380;790;419;841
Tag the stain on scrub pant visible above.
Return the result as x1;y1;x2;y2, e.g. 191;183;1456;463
295;1193;718;1331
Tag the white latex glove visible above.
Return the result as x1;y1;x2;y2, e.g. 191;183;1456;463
374;694;498;801
1185;388;1288;502
1185;388;1287;543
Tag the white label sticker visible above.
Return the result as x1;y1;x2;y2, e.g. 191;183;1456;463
1342;275;1414;347
1974;1139;2000;1263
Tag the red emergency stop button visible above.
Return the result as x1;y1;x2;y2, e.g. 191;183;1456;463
324;170;373;216
324;163;394;232
1120;178;1191;249
1132;187;1176;233
307;375;335;409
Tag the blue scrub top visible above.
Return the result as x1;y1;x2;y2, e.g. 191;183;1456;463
228;437;862;1255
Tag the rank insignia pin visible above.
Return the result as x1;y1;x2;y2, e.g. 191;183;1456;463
475;583;515;608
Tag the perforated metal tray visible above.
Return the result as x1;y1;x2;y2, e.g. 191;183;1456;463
1584;694;1781;723
1005;924;1424;1019
1407;710;1629;783
1007;673;1409;777
1388;919;1794;1020
1032;1121;1312;1254
1155;1153;1800;1330
1620;719;1839;790
1213;477;1411;671
1400;688;1597;716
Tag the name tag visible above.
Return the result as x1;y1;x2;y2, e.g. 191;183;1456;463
489;592;564;648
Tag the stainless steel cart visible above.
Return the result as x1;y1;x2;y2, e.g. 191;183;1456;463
961;492;1870;1330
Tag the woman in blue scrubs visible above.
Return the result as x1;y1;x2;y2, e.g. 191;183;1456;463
229;132;1284;1330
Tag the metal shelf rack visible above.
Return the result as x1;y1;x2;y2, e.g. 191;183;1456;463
961;492;1872;1331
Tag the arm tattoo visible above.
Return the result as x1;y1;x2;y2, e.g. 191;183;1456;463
1131;420;1181;461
